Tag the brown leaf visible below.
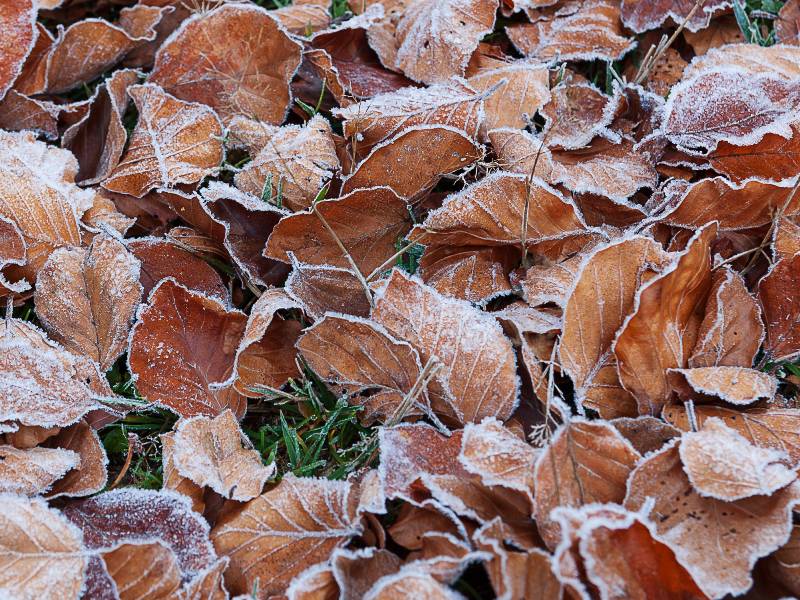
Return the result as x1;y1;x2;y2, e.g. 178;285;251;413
561;236;669;418
63;488;218;579
43;420;108;499
540;82;614;150
161;433;205;515
128;237;228;302
334;79;490;152
684;43;800;81
199;182;288;287
684;15;744;55
34;234;143;371
81;193;136;238
211;474;361;597
102;541;182;600
508;0;635;62
459;417;537;501
0;90;60;140
680;417;796;501
272;0;331;34
778;0;800;44
533;419;640;549
625;440;800;598
285;259;372;320
660;176;799;231
265;186;411;274
611;415;680;455
361;566;459;599
621;0;730;32
171;410;275;501
149;3;302;124
233;114;339;212
775;215;800;260
614;224;717;415
179;557;229;600
372;269;520;425
0;130;93;283
0;215;27;294
468;62;551;137
690;268;764;368
551;503;706;600
341;125;482;199
0;445;79;496
297;314;426;424
0;495;87;599
367;0;499;85
330;547;402;600
0;319;109;427
415;171;590;249
62;68;139;186
128;279;247;418
103;84;224;198
668;366;777;405
663;71;800;152
710;121;800;183
232;288;302;398
758;253;800;361
0;0;37;100
474;518;562;600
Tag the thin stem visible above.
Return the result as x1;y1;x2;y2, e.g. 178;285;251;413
521;130;550;268
366;236;425;282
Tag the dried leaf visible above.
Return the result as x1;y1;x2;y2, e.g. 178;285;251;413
668;366;777;405
533;419;640;549
103;84;224;198
625;441;800;598
265;186;411;274
149;3;303;124
102;541;182;600
0;445;79;496
171;410;275;501
341;125;482;199
540;82;615;151
621;0;731;33
561;236;668;418
297;314;426;424
611;416;680;455
614;224;717;415
680;417;796;501
128;279;247;418
272;0;331;34
35;234;143;371
758;253;800;361
368;0;499;85
211;474;361;597
161;432;205;515
233;114;339;212
0;215;27;294
44;420;108;498
0;0;37;100
0;494;87;599
373;269;520;425
285;259;372;320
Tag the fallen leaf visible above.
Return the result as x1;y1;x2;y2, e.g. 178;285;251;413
103;83;224;198
611;415;680;455
211;474;361;597
0;0;37;101
680;417;796;501
0;494;87;599
272;0;331;34
667;366;777;405
102;541;182;600
171;410;275;501
128;279;247;418
149;3;303;124
34;234;143;371
540;82;615;150
758;253;800;361
0;215;27;294
44;420;108;498
285;259;372;320
0;445;79;496
621;0;731;33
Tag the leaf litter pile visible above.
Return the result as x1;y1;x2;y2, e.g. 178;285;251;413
4;0;800;598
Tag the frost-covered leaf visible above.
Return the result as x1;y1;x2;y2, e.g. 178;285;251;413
507;0;635;62
265;186;411;275
103;84;224;198
540;82;615;151
611;416;680;456
101;541;182;600
0;215;27;294
614;224;717;416
758;253;800;361
35;234;142;371
211;474;361;597
362;566;462;599
149;3;302;124
334;79;490;151
0;130;93;283
621;0;731;33
44;420;108;498
286;259;372;320
161;433;205;515
368;0;499;85
533;419;640;549
625;440;800;598
297;314;427;424
0;445;79;496
680;418;796;501
128;279;247;419
0;320;110;427
668;366;777;405
0;494;87;600
171;410;275;501
372;269;520;425
0;0;37;101
199;182;288;287
560;236;669;418
684;43;800;81
341;125;482;199
232;288;302;398
272;0;330;34
233;114;339;212
690;268;764;368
